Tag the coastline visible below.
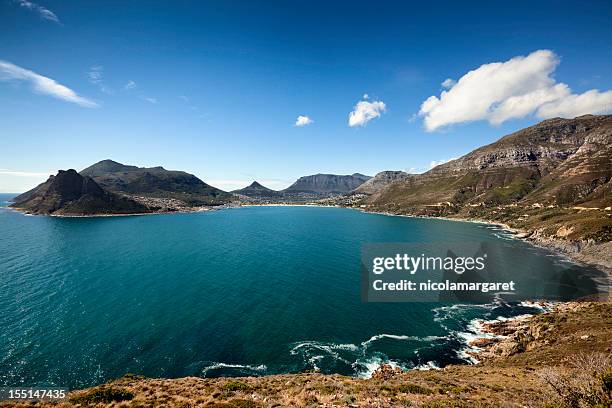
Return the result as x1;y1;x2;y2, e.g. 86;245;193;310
7;200;611;278
5;204;219;218
354;206;612;278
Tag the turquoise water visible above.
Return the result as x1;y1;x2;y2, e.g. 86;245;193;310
0;194;606;388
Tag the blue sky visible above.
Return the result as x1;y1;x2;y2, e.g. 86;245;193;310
1;0;611;192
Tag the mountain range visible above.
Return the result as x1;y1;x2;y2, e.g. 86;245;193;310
9;114;611;268
367;114;610;210
357;114;611;269
365;115;610;211
10;162;373;214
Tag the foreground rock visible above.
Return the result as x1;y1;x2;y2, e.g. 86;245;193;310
3;302;610;407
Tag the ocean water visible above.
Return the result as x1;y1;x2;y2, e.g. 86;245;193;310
0;194;606;389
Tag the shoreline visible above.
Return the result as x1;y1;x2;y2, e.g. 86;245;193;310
355;206;612;278
6;200;611;277
4;205;220;218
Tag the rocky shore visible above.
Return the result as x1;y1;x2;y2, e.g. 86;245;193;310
349;204;612;277
2;302;610;407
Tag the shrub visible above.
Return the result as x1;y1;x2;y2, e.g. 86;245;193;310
396;382;433;395
539;352;612;407
602;368;612;392
228;400;261;408
222;380;252;392
70;387;134;403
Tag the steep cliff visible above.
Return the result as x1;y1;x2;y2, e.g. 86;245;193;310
283;173;371;195
370;115;611;210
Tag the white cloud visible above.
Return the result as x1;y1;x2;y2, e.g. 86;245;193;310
348;97;386;127
124;80;136;90
0;169;52;177
0;60;98;108
178;95;189;102
87;65;113;94
441;78;455;89
536;89;612;118
429;158;457;169
87;65;103;84
419;50;612;131
487;83;570;125
294;115;313;127
15;0;60;24
141;96;157;104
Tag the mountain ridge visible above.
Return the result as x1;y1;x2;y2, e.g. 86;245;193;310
80;160;232;206
353;170;410;195
356;114;611;269
368;114;611;210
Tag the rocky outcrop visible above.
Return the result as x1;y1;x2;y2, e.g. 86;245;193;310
283;173;371;196
10;169;149;215
80;159;232;206
353;171;410;194
466;302;608;361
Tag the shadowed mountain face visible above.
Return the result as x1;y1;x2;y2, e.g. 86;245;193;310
231;181;281;198
370;115;612;211
283;173;371;195
80;160;232;206
10;169;149;215
353;171;410;195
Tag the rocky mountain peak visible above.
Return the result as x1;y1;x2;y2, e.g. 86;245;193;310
10;169;148;215
248;181;265;189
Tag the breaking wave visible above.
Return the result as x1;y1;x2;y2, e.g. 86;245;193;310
201;362;268;377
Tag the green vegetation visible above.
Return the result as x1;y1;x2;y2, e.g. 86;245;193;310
222;380;253;392
396;382;434;394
